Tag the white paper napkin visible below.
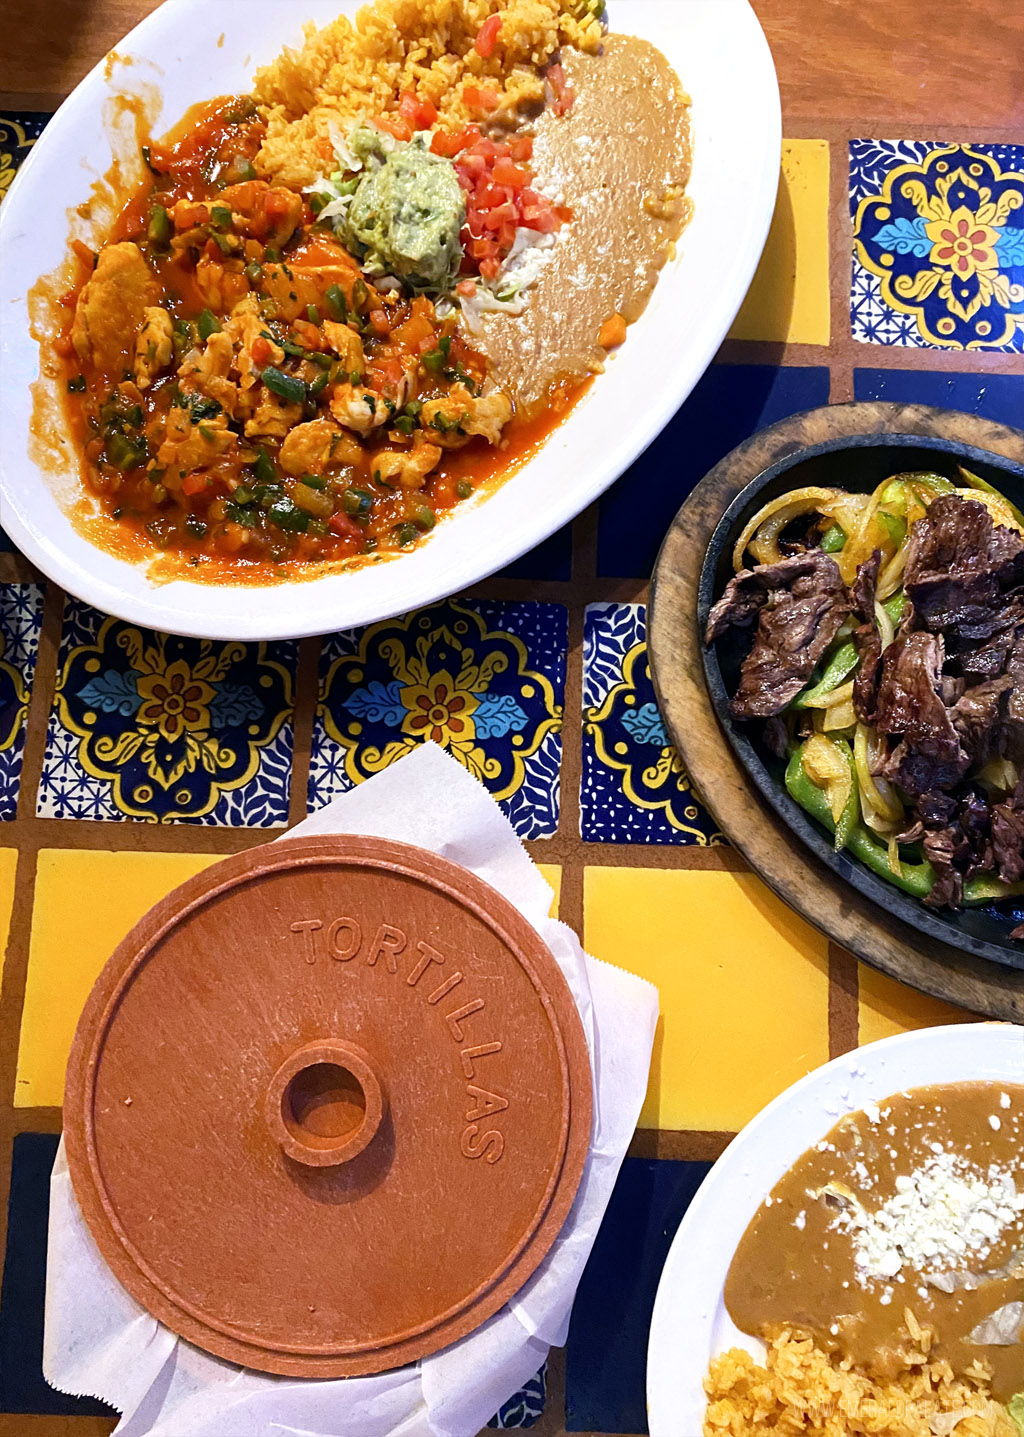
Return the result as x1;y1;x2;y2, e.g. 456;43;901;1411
44;743;659;1437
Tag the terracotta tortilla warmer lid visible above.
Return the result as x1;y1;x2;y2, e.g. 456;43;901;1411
64;835;593;1378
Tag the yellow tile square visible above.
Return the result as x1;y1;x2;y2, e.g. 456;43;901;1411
729;139;831;346
17;849;221;1108
537;864;562;918
584;867;830;1132
858;963;975;1046
0;849;18;983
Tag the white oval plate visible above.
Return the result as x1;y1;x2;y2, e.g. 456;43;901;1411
646;1023;1024;1437
0;0;780;640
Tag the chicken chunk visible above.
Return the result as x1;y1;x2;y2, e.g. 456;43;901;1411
223;298;284;396
244;390;303;440
278;418;359;477
329;383;390;436
179;333;239;417
132;306;174;390
322;321;366;376
196;254;248;312
259;253;363;323
71;242;158;376
219;181;305;248
420;385;512;448
373;440;444;490
156;406;237;481
463;390;513;445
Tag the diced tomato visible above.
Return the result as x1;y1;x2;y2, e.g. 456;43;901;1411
474;13;502;58
265;190;292;222
398;91;439;130
329;511;362;539
292;319;323;350
463;85;500;114
251;336;275;366
483;202;516;232
181;473;210;497
174;202;209;231
369;308;390;336
547;63;576;116
454;129;569;279
378;114;414;142
431;129;457;156
492;157;529;189
480;256;502;279
456;279;478;297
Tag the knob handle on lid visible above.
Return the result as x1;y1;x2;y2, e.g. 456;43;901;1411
266;1040;386;1168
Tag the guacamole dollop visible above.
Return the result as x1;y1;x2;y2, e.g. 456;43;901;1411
342;136;466;294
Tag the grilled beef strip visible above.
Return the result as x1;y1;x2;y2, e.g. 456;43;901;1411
704;551;850;720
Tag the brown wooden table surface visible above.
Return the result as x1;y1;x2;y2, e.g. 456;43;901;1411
1;3;1023;1436
3;0;1024;127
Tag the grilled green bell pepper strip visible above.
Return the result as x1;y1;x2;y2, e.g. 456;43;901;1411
792;643;859;709
785;746;936;896
963;874;1024;905
820;523;846;552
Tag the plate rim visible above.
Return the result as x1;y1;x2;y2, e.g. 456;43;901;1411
646;1021;1024;1437
0;0;782;640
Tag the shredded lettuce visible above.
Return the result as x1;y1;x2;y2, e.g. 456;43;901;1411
1008;1394;1024;1437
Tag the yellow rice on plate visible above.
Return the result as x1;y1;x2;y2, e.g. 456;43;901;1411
704;1324;1016;1437
254;0;604;188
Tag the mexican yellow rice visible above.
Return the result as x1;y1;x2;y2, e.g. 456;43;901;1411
255;0;604;188
704;1326;1016;1437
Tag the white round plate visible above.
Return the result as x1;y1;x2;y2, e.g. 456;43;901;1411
646;1023;1024;1437
0;0;780;640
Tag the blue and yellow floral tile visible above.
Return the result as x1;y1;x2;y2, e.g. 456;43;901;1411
309;598;566;840
0;585;44;823
37;600;297;825
581;604;723;846
851;140;1024;351
0;114;48;203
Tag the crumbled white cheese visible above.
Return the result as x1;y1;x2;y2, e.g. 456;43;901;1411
864;1102;881;1125
832;1150;1024;1287
1002;1092;1012;1110
794;1210;807;1231
990;1115;1002;1132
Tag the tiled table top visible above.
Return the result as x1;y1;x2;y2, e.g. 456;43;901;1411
0;4;1022;1434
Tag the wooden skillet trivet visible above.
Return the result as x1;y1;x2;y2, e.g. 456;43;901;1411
648;401;1024;1023
63;835;592;1378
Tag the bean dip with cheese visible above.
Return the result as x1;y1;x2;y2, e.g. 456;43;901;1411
720;1083;1024;1412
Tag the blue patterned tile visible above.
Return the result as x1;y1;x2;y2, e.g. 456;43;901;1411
582;604;723;846
0;1133;115;1417
38;599;296;825
565;1158;712;1435
488;1365;548;1428
309;598;566;840
853;367;1023;427
0;112;48;201
596;364;832;579
851;140;1024;351
0;584;44;822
